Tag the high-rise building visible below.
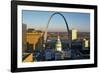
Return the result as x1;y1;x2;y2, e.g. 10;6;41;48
70;29;77;40
83;39;89;48
22;24;27;52
26;29;44;51
55;33;62;51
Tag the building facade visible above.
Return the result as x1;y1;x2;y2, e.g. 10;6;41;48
70;29;77;40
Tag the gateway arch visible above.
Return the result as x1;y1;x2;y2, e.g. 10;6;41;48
44;12;71;48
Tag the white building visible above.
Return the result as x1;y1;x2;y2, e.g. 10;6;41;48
55;34;62;51
83;39;89;48
70;29;77;40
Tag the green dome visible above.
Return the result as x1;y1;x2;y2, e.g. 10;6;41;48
56;41;62;49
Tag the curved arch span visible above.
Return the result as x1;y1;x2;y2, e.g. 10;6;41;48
44;12;71;48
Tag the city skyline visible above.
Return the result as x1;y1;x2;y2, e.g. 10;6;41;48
22;10;90;32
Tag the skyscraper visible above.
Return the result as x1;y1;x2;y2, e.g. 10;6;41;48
70;29;77;40
22;24;27;52
55;33;62;51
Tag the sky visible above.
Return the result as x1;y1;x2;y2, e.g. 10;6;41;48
22;10;90;32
